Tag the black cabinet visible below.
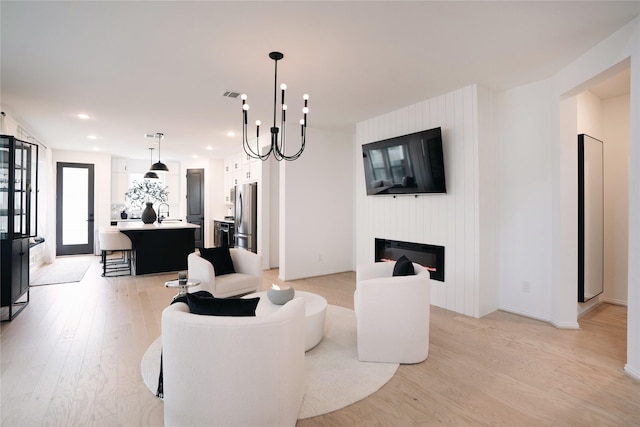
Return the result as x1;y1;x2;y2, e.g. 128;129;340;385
1;135;38;321
1;238;30;319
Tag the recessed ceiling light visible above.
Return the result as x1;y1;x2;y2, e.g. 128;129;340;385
206;146;213;151
87;135;97;140
77;113;90;119
226;131;235;137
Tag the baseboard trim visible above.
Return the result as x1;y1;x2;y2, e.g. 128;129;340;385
601;297;628;307
624;364;640;382
550;319;581;330
499;306;550;323
499;306;580;329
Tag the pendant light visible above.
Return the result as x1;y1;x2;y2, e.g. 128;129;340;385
146;132;169;172
144;147;159;180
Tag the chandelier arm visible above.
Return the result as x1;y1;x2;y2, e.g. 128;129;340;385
242;121;271;161
242;101;272;161
285;126;306;161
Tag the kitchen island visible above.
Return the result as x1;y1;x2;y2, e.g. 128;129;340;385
116;222;200;275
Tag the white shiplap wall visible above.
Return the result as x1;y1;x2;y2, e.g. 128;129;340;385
355;84;495;318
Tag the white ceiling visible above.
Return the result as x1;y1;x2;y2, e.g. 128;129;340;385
1;1;638;162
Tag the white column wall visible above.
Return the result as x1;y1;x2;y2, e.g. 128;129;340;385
625;21;640;380
603;94;630;306
496;79;555;322
355;84;499;318
279;127;354;281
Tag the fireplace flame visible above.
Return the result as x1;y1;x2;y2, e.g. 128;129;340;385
380;258;437;272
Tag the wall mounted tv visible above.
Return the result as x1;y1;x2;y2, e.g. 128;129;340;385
362;127;446;195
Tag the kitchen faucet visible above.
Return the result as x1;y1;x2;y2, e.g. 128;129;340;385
157;203;170;223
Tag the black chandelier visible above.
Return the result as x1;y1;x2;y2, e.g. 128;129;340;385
241;51;309;161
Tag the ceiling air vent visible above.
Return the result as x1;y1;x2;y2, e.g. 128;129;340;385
222;90;241;98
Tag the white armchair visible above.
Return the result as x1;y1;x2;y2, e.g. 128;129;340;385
161;297;306;427
188;248;262;298
354;261;431;364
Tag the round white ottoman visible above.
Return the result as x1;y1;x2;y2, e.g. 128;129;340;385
248;290;327;351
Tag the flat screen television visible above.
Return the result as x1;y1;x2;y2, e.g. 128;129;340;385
362;127;446;195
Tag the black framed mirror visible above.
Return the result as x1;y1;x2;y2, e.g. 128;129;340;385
578;134;604;302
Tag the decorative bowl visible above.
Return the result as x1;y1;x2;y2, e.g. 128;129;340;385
267;285;295;305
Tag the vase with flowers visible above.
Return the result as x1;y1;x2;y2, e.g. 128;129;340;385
125;180;169;224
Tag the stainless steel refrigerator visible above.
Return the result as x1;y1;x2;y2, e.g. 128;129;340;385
234;182;258;253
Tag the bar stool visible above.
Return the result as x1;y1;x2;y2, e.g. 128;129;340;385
99;228;133;277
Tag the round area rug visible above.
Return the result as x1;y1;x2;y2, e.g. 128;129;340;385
141;305;399;419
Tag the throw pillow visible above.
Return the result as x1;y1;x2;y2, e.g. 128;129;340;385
198;247;236;276
392;255;415;276
185;292;260;316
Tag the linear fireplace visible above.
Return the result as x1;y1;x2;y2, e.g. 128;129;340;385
375;238;445;282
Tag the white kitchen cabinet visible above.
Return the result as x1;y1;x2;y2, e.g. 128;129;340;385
111;172;128;205
223;155;242;204
166;173;180;204
242;160;261;183
112;158;128;173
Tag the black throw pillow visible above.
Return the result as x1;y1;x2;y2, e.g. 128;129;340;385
392;255;415;276
198;247;236;276
184;292;260;316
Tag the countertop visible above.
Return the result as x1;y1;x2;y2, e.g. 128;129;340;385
214;218;235;224
116;221;200;231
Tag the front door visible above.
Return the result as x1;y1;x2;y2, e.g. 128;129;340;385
186;168;205;248
56;162;95;255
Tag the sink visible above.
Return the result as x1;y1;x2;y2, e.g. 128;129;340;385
160;218;182;223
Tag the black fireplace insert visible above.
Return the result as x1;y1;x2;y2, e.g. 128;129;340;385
375;238;445;282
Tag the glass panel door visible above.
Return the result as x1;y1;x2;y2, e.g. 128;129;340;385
56;162;94;255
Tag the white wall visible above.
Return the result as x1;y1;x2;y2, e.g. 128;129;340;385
628;32;640;380
355;84;499;318
269;159;280;269
279;127;354;280
603;94;630;305
497;79;555;322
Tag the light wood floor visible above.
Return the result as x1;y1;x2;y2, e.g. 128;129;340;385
2;255;639;426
